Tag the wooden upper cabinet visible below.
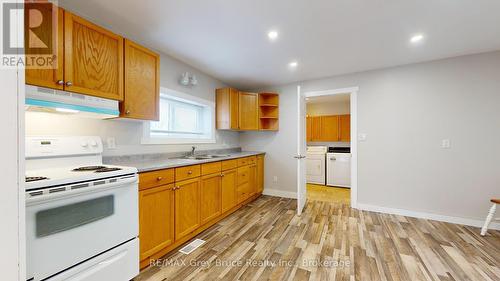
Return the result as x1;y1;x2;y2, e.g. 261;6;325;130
120;39;160;120
216;88;239;130
306;116;312;141
339;114;351;142
25;4;64;89
139;184;174;261
174;178;201;241
200;173;222;224
64;11;123;100
311;116;322;141
307;114;350;142
320;115;340;141
239;92;259;130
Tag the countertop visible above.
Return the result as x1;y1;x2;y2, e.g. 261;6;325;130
104;151;265;173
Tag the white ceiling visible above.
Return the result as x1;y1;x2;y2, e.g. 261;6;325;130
60;0;500;89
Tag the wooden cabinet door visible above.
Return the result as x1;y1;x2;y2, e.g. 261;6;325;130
306;116;312;141
248;164;257;197
64;11;123;100
221;168;237;213
121;39;160;120
256;155;264;193
216;88;239;130
174;178;201;240
200;173;221;224
139;184;174;261
320;115;340;141
238;92;258;130
25;5;64;89
339;114;351;142
311;116;322;141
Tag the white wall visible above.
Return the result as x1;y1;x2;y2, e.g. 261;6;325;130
241;51;500;224
307;100;350;115
26;53;240;156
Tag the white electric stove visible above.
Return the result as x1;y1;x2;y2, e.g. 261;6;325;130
25;136;139;281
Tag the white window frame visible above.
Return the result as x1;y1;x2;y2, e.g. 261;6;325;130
142;88;216;144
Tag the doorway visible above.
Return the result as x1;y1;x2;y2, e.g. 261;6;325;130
297;87;358;214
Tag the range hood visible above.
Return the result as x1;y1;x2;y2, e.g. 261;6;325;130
25;85;120;119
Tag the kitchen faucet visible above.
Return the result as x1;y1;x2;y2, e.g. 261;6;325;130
190;146;196;157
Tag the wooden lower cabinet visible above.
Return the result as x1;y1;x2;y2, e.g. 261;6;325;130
139;184;174;261
138;154;265;267
200;173;222;224
221;168;237;213
257;155;264;193
174;178;201;241
248;164;257;196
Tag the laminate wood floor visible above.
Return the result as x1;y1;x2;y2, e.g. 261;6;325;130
307;184;350;204
135;196;500;281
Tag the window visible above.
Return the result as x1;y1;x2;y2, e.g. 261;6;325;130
142;88;215;144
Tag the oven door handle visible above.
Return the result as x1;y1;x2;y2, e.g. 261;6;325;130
26;175;138;206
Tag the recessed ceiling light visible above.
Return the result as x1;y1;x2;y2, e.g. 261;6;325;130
410;34;424;43
288;61;298;68
268;30;278;41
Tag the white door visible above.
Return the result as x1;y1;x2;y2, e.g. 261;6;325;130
296;86;307;215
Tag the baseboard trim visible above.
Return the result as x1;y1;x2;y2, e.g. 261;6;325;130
357;203;500;230
262;188;297;199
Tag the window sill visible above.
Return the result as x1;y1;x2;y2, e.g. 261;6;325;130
141;137;216;145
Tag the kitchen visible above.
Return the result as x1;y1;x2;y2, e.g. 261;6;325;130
2;1;500;281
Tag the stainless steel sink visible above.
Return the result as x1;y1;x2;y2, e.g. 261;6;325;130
177;154;231;160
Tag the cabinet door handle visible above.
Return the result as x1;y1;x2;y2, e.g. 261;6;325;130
220;174;225;177
187;170;192;175
65;81;72;86
56;80;64;85
157;176;163;181
125;110;131;115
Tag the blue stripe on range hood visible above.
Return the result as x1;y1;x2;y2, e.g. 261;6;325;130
25;85;120;119
25;98;120;116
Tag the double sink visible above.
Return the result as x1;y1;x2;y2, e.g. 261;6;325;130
175;154;232;161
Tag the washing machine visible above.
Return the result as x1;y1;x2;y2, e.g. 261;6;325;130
326;147;351;188
306;146;327;185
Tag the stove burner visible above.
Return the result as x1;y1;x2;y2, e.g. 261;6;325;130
26;176;48;182
72;166;107;172
94;167;122;173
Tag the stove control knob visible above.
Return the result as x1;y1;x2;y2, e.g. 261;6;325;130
90;140;98;147
80;141;88;147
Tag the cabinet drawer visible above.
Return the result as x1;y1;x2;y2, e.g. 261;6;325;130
221;159;238;171
237;166;250;185
139;169;175;190
247;156;257;165
237;183;252;203
175;165;201;182
201;162;221;175
237;157;250;167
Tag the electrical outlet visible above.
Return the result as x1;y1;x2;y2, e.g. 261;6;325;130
358;133;367;142
106;137;116;149
441;139;451;149
273;176;278;183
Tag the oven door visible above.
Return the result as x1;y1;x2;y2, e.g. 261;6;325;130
26;175;138;281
